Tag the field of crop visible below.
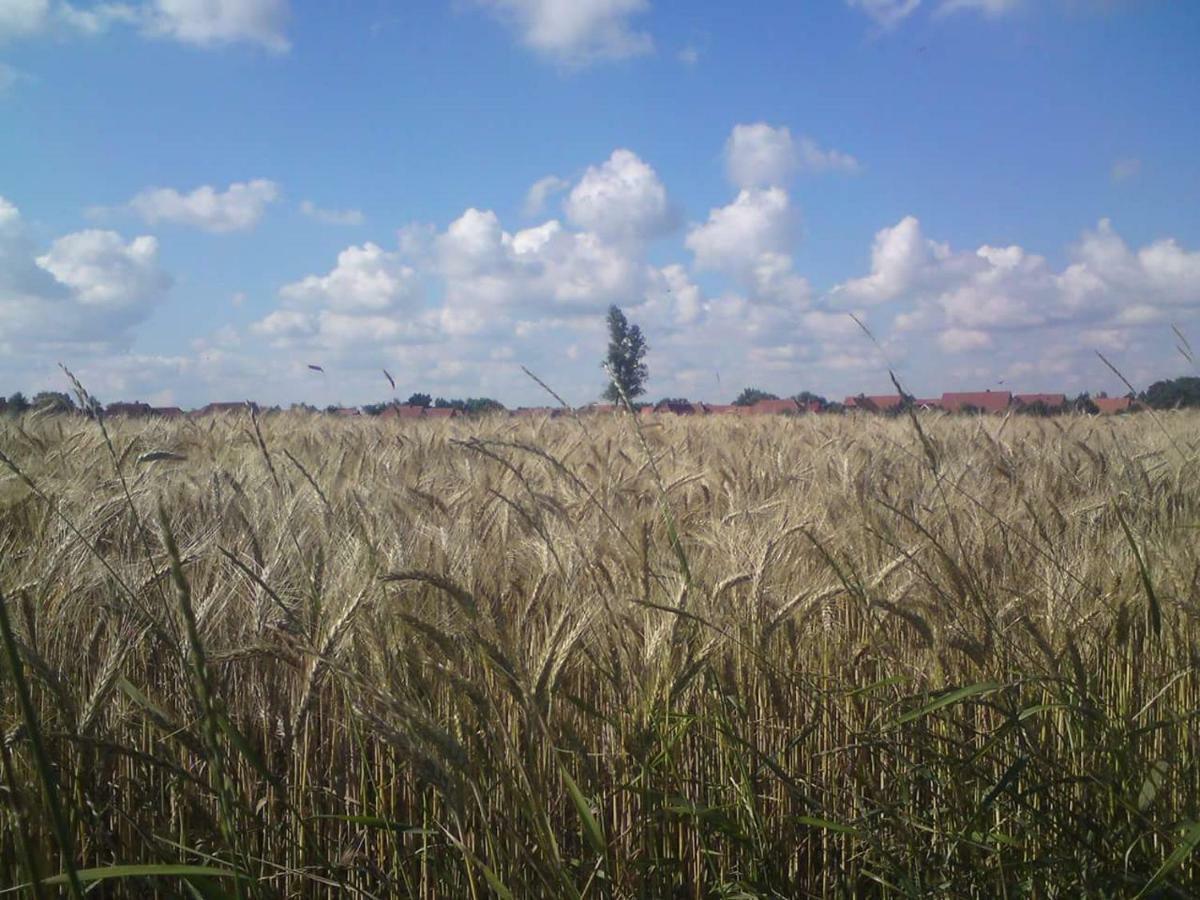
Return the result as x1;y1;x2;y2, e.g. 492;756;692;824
0;408;1197;897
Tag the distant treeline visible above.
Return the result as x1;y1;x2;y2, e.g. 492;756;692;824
2;376;1199;418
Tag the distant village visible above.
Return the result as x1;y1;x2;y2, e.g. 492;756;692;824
0;387;1144;420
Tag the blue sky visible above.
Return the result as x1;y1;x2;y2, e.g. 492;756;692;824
2;0;1198;408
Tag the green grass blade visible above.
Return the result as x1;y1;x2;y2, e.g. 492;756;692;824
893;682;1003;726
559;761;607;858
1136;820;1200;898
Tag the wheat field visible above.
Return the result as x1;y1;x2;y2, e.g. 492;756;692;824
0;408;1197;897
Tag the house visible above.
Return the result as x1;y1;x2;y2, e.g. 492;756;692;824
653;399;699;415
152;406;184;419
940;391;1012;414
698;403;740;415
379;404;427;420
190;401;256;417
424;407;460;419
105;401;155;417
330;407;361;417
745;398;802;415
914;398;942;410
1014;393;1066;411
844;395;904;413
1094;396;1133;415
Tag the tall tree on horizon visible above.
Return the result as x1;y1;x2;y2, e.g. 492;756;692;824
602;304;648;404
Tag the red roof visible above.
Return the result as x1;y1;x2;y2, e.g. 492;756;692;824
914;398;941;409
1014;393;1066;408
424;407;460;419
152;406;184;418
745;398;802;415
653;400;699;415
844;395;903;412
699;403;740;415
379;404;426;419
1094;396;1132;414
940;391;1012;414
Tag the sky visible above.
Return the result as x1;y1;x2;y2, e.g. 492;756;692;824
1;0;1198;409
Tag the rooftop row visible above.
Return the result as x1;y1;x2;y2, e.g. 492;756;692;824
95;391;1136;420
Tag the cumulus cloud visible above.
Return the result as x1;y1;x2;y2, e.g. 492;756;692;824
471;0;652;65
0;196;170;350
835;214;1200;382
0;0;50;39
564;149;673;243
437;209;641;332
300;200;364;226
835;216;949;303
687;188;791;273
523;175;569;217
255;242;426;349
726;123;859;188
0;0;288;49
278;243;419;313
144;0;290;51
128;179;279;232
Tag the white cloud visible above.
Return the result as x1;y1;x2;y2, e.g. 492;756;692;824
794;137;861;174
0;197;171;351
144;0;290;51
36;230;169;311
523;175;569;217
256;241;430;350
56;2;138;35
677;44;699;65
938;327;992;352
0;0;50;39
437;210;641;330
0;0;285;48
471;0;652;65
834;215;1200;391
835;216;948;303
564;149;672;243
847;0;921;30
128;179;279;232
278;242;419;313
300;200;364;226
726;123;860;189
687;187;791;274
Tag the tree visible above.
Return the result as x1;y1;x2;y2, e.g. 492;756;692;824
1068;393;1099;415
463;397;506;416
32;391;75;414
1142;376;1200;410
792;391;827;409
602;305;648;404
4;392;30;415
406;392;432;408
734;388;778;407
